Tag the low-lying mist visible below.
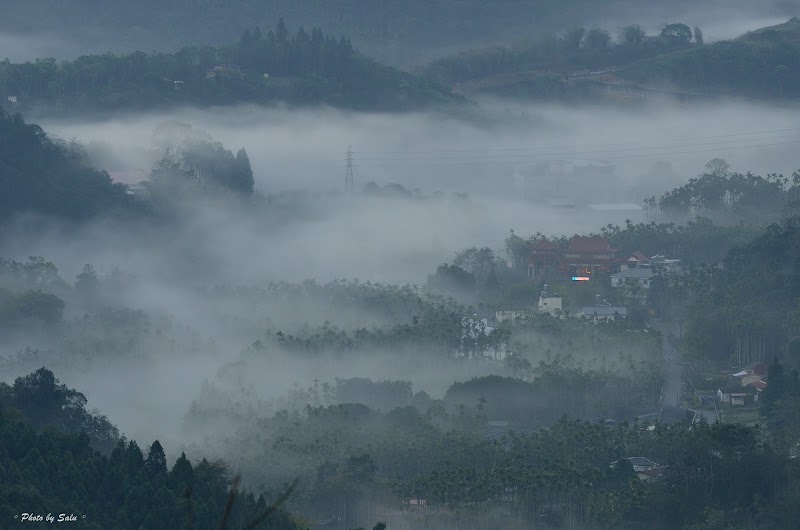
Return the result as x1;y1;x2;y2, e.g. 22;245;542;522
39;99;800;198
3;96;798;463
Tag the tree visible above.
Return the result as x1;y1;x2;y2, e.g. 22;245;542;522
761;359;787;419
585;27;611;50
253;26;263;40
0;109;131;221
75;264;98;290
232;148;255;196
704;158;730;177
0;290;65;325
618;24;646;46
453;247;495;288
240;28;253;46
276;18;289;43
562;25;587;50
145;440;168;476
427;264;475;294
12;368;85;429
296;26;310;44
774;65;790;98
693;26;704;45
170;452;194;490
660;23;693;45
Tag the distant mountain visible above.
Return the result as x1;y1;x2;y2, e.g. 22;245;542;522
620;17;800;98
0;23;464;117
1;0;790;66
420;18;800;101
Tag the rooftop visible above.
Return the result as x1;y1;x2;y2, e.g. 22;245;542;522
568;236;616;254
627;457;659;468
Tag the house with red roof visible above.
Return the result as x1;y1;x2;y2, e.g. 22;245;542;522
621;251;650;270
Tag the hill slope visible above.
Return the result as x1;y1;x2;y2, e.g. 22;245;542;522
0;23;463;116
421;18;800;101
3;0;791;66
620;18;800;98
0;108;133;221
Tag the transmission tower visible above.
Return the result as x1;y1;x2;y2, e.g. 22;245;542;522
345;145;355;193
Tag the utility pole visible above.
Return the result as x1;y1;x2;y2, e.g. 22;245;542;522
345;145;355;193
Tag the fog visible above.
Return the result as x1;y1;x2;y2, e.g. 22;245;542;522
0;31;87;62
40;99;800;197
3;96;800;465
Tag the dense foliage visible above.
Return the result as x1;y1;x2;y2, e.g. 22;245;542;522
0;109;132;221
192;390;800;530
654;168;800;222
0;0;712;66
422;22;696;89
149;141;254;197
0;368;119;453
443;357;661;426
623;18;800;98
0;368;305;530
682;215;800;368
422;17;800;102
0;21;461;115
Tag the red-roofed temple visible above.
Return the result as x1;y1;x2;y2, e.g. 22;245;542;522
528;236;621;279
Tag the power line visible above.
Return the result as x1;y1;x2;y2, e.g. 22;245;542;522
355;126;800;156
355;138;800;168
356;132;800;162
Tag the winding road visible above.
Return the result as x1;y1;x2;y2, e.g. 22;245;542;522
650;317;719;423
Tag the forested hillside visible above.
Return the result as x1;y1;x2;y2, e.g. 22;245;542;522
682;215;800;367
421;18;800;101
0;108;133;221
0;0;737;66
622;18;800;98
0;21;462;116
422;22;696;86
0;369;304;530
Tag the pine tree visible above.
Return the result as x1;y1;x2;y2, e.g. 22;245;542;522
145;441;167;476
240;28;253;46
232;148;255;196
276;18;288;43
170;452;194;491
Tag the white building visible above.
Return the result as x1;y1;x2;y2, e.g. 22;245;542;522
537;284;562;316
650;255;682;274
610;266;654;289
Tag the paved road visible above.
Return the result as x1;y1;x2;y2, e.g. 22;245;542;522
651;318;720;422
651;318;682;407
